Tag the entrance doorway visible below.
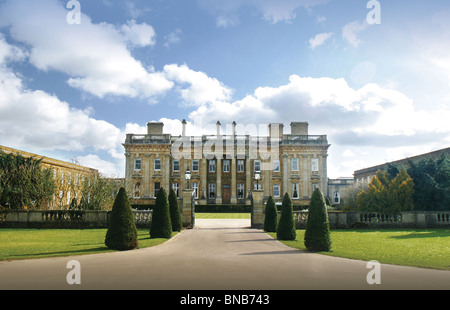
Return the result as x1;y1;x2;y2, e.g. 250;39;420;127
222;185;231;204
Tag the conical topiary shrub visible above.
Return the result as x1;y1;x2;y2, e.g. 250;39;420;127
105;187;138;251
264;196;278;232
150;187;172;238
168;188;182;232
277;192;296;240
304;188;332;252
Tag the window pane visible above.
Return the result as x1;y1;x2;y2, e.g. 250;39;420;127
273;160;280;172
173;160;179;171
154;158;161;170
192;160;199;171
291;158;298;171
134;158;141;170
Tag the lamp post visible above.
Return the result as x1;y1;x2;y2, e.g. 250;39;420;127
185;168;191;190
254;171;261;189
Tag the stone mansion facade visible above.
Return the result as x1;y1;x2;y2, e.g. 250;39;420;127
124;120;330;206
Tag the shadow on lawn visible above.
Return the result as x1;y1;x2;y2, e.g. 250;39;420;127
389;230;450;239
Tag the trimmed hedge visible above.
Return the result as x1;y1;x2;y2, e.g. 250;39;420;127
104;187;138;251
304;188;332;252
150;188;172;239
277;193;296;240
264;196;278;232
169;188;182;232
195;204;251;213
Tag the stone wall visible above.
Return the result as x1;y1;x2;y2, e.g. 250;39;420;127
0;210;152;229
292;211;450;229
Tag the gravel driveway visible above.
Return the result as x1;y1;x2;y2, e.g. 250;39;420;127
0;219;449;290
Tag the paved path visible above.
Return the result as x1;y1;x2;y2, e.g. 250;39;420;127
0;219;449;290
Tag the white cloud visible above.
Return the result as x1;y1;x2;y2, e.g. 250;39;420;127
163;64;233;106
309;32;333;49
120;19;156;48
342;20;369;47
197;0;330;25
164;29;182;48
0;0;173;100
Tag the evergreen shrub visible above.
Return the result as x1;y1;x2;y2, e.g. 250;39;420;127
105;187;138;251
264;196;278;232
304;188;332;252
277;193;296;240
150;188;172;238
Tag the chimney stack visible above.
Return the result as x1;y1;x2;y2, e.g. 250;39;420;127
182;119;187;137
216;121;221;136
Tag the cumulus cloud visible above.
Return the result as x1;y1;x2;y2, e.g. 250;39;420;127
309;32;333;49
0;0;173;99
163;64;233;106
342;20;369;47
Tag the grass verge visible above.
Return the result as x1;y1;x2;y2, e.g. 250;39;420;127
0;228;177;261
268;229;450;270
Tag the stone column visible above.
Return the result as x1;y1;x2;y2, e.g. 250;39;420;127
216;157;222;204
231;157;237;204
164;154;170;193
302;154;309;198
201;157;207;202
282;153;288;196
251;190;265;229
181;189;195;228
144;154;151;198
246;158;252;194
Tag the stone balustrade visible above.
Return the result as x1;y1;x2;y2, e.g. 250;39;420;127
0;210;152;228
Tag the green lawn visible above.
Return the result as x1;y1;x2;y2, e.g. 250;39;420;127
268;229;450;270
0;228;176;261
195;212;251;219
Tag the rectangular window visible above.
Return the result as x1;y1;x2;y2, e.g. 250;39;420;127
192;160;199;172
237;160;244;172
237;183;244;199
154;182;161;198
292;183;299;199
273;159;280;172
154;158;161;170
273;184;280;197
254;160;261;172
223;159;230;172
208;183;216;199
291;158;299;171
312;158;319;172
172;182;179;197
173;160;180;172
334;191;340;204
312;183;319;192
134;158;142;171
209;160;216;172
254;183;261;190
192;183;199;199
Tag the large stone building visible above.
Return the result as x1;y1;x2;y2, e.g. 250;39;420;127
0;145;98;209
124;120;330;206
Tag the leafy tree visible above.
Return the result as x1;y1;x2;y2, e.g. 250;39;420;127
304;188;331;252
0;152;55;209
168;188;182;232
263;196;278;232
277;193;296;240
105;187;138;251
356;169;414;214
150;187;172;238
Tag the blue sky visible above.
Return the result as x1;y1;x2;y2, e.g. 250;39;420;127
1;0;450;179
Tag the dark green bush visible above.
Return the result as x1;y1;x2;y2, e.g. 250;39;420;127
277;193;296;240
150;188;172;239
304;188;332;252
105;187;138;251
168;188;182;232
264;196;278;232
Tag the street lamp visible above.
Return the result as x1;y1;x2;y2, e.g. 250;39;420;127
254;171;261;189
185;168;191;189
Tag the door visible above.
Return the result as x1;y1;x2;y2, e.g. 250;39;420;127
222;185;231;204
